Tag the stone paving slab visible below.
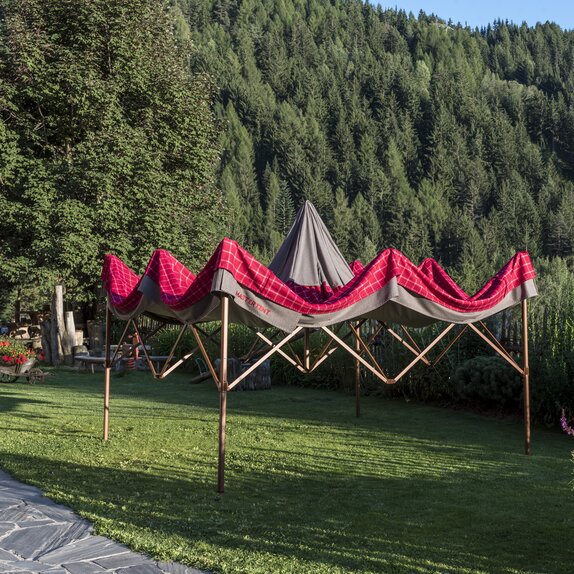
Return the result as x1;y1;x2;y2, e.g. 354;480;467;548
95;553;149;570
0;527;14;539
62;562;107;574
0;470;208;574
37;537;129;565
1;558;47;570
0;551;16;561
3;522;92;560
117;564;164;574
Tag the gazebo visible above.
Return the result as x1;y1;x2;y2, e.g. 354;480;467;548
101;201;537;492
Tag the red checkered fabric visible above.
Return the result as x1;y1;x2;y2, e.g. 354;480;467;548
143;249;196;306
101;254;143;314
102;238;536;317
417;258;469;299
350;260;365;276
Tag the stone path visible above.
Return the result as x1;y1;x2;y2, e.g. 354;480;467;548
0;470;206;574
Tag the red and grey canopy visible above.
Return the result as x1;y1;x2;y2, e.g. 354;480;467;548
102;202;537;331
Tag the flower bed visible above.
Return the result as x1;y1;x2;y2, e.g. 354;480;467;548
0;337;35;369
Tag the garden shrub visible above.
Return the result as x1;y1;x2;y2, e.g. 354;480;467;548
453;356;522;409
560;411;574;490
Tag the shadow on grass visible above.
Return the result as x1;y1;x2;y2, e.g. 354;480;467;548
35;371;574;478
1;448;572;574
0;389;52;418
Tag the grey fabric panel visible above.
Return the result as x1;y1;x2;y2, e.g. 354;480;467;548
139;274;219;323
383;279;538;326
297;279;400;327
212;269;301;331
108;275;216;323
108;272;298;330
269;200;354;288
296;279;538;328
107;301;138;322
303;279;538;328
106;294;174;322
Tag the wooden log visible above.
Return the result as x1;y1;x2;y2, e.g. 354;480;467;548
51;285;65;365
87;320;104;354
235;359;271;391
189;371;212;384
63;310;76;366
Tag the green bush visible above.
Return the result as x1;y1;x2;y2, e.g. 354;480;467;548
453;356;522;408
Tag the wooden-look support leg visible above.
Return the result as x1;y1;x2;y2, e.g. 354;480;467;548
522;300;531;455
103;303;111;441
355;321;361;417
304;328;310;372
217;295;229;493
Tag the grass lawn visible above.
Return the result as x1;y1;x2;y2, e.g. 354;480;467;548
0;370;572;574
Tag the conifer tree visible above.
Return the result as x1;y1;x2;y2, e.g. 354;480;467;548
329;188;351;258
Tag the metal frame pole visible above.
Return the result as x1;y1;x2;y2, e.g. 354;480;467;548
354;321;361;417
217;295;229;493
304;328;310;372
522;300;531;455
103;302;111;441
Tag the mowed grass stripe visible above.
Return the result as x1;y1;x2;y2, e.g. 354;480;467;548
0;370;572;574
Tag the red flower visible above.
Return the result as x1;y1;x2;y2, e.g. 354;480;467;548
0;337;35;366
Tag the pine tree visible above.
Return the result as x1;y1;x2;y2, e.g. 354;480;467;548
274;178;295;240
349;192;381;260
219;102;263;248
331;188;352;258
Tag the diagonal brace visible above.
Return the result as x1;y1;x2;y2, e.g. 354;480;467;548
227;327;303;391
468;323;524;375
321;325;389;384
393;323;456;383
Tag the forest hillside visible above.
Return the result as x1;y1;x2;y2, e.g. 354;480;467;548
178;0;574;419
180;0;574;283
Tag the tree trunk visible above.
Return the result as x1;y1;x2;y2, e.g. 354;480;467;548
51;285;65;365
63;310;76;365
87;320;104;355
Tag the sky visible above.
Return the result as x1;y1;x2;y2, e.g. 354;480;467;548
378;1;574;30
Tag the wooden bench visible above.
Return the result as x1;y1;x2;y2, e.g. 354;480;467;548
74;356;107;374
76;354;173;373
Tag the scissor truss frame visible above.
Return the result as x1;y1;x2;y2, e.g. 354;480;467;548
103;297;531;493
